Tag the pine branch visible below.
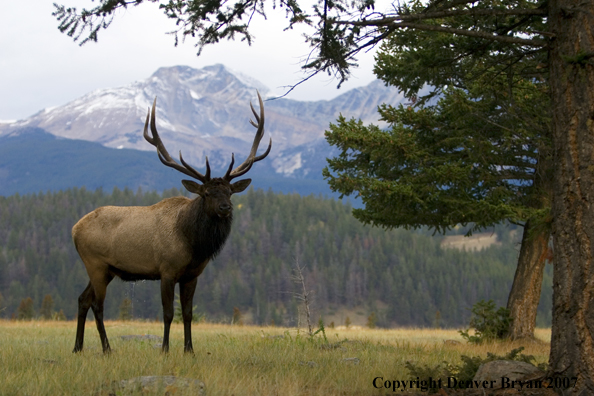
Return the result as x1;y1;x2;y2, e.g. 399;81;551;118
393;8;547;22
336;20;548;47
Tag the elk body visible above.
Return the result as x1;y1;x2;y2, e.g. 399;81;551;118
72;93;271;354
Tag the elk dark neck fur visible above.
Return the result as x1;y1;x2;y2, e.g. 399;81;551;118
178;196;233;266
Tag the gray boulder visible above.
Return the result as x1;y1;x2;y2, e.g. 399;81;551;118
473;360;544;389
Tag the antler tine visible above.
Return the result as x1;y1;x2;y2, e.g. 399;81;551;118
226;137;272;179
144;97;209;183
179;150;210;181
224;91;272;180
223;153;236;180
205;156;211;180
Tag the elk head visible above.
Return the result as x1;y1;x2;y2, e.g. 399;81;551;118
143;92;272;218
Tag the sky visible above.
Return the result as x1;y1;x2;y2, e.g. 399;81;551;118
1;0;390;121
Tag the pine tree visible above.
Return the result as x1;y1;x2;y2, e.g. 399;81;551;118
119;298;132;321
344;316;351;329
366;312;376;329
40;294;54;320
232;307;243;326
17;297;35;320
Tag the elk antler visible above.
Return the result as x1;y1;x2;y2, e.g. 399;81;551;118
143;98;210;183
223;91;272;181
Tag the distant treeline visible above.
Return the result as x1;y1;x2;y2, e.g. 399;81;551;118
0;187;552;327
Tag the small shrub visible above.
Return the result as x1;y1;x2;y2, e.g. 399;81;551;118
404;361;452;394
312;317;328;343
367;312;377;329
406;347;546;393
53;309;66;321
459;300;511;343
171;294;206;323
345;316;351;328
173;295;206;323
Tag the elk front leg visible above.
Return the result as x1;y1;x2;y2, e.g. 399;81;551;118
180;277;198;354
161;278;176;353
73;282;94;353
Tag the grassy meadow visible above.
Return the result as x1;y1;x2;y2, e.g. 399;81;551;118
0;320;551;395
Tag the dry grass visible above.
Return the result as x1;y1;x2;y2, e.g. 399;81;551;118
0;320;551;395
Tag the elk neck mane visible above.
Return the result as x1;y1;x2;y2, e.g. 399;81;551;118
178;195;233;265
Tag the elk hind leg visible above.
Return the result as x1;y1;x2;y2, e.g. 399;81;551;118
89;272;114;354
73;281;94;353
180;277;198;353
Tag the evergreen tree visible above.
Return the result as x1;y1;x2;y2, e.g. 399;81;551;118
40;294;55;320
17;297;34;320
119;298;133;321
324;55;551;339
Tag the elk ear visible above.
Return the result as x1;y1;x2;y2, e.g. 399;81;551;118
182;180;206;196
230;179;251;194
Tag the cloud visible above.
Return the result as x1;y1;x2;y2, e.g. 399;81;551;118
1;0;382;120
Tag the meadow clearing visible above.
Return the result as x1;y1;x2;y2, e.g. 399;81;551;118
0;320;551;395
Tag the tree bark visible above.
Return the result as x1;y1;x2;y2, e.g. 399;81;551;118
506;221;550;340
549;0;594;394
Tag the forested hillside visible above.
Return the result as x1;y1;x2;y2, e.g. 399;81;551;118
0;188;552;327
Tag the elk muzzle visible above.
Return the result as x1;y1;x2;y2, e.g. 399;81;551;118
217;203;232;218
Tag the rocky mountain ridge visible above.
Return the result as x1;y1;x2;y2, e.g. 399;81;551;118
1;64;403;177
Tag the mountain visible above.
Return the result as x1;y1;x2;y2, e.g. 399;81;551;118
0;65;403;175
0;65;403;198
0;128;340;198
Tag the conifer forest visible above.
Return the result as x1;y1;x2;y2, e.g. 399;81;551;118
0;187;552;328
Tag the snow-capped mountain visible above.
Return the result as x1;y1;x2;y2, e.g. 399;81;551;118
1;64;404;177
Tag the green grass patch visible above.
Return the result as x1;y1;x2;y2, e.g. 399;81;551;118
0;320;550;395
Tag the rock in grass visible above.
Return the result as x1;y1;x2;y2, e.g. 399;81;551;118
473;360;544;389
110;376;205;395
342;357;360;365
120;335;164;342
299;361;318;368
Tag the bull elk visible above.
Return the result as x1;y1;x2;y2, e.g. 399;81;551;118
72;92;271;354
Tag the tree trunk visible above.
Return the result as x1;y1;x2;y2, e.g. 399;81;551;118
506;221;550;340
548;0;594;394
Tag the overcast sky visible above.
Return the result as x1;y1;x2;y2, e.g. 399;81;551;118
1;0;390;121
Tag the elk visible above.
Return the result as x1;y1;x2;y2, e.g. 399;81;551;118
72;92;271;354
